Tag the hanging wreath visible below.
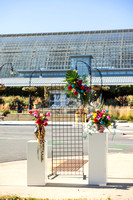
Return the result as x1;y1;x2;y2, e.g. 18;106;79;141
0;84;6;91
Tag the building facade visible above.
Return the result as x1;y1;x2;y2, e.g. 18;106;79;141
0;29;133;86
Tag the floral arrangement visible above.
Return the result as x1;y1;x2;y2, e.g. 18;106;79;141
0;84;6;90
29;110;50;161
22;86;37;92
87;109;114;132
91;85;110;91
65;70;91;107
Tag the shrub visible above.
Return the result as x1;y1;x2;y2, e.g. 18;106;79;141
115;96;128;106
3;110;10;116
103;105;133;121
104;98;119;106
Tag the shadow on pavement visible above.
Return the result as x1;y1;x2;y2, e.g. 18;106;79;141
46;182;133;190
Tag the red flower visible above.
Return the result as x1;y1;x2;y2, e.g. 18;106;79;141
74;91;78;95
36;119;43;125
29;111;32;114
44;122;48;126
68;85;72;90
81;85;85;90
94;118;98;123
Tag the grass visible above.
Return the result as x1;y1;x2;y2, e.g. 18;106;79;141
0;196;112;200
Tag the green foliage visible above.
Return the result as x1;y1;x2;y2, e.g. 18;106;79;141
127;95;133;106
3;110;10;116
65;70;80;83
0;196;112;200
101;85;133;106
127;115;133;121
104;98;119;106
2;96;29;108
115;96;128;106
0;97;4;104
0;87;44;97
0;195;113;200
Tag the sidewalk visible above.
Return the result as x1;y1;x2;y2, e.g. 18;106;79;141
0;153;133;199
0;121;133;199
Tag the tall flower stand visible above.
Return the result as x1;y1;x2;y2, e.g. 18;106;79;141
27;140;47;186
88;132;108;185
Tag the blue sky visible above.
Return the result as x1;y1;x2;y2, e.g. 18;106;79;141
0;0;133;34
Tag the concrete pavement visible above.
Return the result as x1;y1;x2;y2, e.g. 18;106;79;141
0;121;133;199
0;154;133;199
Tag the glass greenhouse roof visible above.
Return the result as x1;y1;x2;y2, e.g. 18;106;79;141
0;29;133;86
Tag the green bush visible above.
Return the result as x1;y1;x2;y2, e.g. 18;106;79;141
127;115;133;121
0;87;44;97
104;98;119;106
3;110;10;116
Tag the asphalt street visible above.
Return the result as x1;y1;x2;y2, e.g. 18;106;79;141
0;125;133;162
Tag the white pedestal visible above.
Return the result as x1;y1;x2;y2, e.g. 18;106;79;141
88;132;108;185
27;140;47;186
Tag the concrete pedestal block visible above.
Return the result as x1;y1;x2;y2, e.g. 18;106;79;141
27;140;47;186
88;132;108;185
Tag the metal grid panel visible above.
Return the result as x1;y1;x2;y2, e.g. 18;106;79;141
50;84;86;177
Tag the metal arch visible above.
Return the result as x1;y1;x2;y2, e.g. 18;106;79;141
0;63;14;74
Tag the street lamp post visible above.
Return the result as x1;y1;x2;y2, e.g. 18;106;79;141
94;68;103;104
29;70;42;110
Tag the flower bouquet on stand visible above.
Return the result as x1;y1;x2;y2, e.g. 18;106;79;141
86;109;114;134
29;110;50;162
75;106;88;123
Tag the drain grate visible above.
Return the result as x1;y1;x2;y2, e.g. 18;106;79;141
53;160;88;171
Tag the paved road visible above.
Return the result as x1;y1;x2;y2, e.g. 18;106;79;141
0;125;133;162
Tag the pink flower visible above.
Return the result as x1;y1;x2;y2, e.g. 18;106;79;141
37;116;40;119
33;113;38;117
33;110;38;116
87;113;92;118
107;115;111;120
46;112;50;117
102;110;105;113
43;119;47;123
73;89;76;93
97;114;102;119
